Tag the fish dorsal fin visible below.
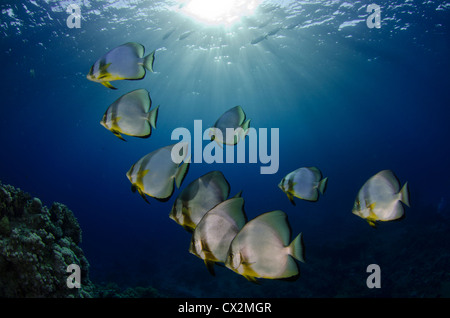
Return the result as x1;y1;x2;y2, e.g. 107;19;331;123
233;105;246;124
256;210;290;246
99;62;112;74
376;170;401;192
307;166;323;180
205;170;230;200
222;197;247;228
124;42;145;58
128;89;151;113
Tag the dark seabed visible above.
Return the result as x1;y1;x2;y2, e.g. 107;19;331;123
1;0;449;298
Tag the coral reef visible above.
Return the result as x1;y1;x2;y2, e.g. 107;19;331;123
0;181;94;297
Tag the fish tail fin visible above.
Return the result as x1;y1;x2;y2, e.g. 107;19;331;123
318;177;328;195
399;182;410;207
143;50;155;72
289;233;306;263
147;105;159;129
175;161;189;189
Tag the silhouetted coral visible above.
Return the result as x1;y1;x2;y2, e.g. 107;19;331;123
0;181;94;297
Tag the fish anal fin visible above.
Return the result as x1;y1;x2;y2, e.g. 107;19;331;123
204;260;216;277
112;129;126;141
244;275;260;284
137;187;150;204
101;81;117;90
287;192;296;206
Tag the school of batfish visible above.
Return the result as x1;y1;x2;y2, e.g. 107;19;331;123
87;42;411;283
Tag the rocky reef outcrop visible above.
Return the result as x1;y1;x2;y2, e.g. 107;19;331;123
0;181;94;297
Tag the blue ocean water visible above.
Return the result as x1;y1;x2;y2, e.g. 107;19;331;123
1;0;449;297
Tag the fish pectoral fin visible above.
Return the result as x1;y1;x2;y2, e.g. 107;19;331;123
99;62;112;73
101;81;117;90
181;206;190;216
201;242;212;254
204;260;216;277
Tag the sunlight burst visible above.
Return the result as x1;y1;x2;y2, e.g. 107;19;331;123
179;0;261;26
